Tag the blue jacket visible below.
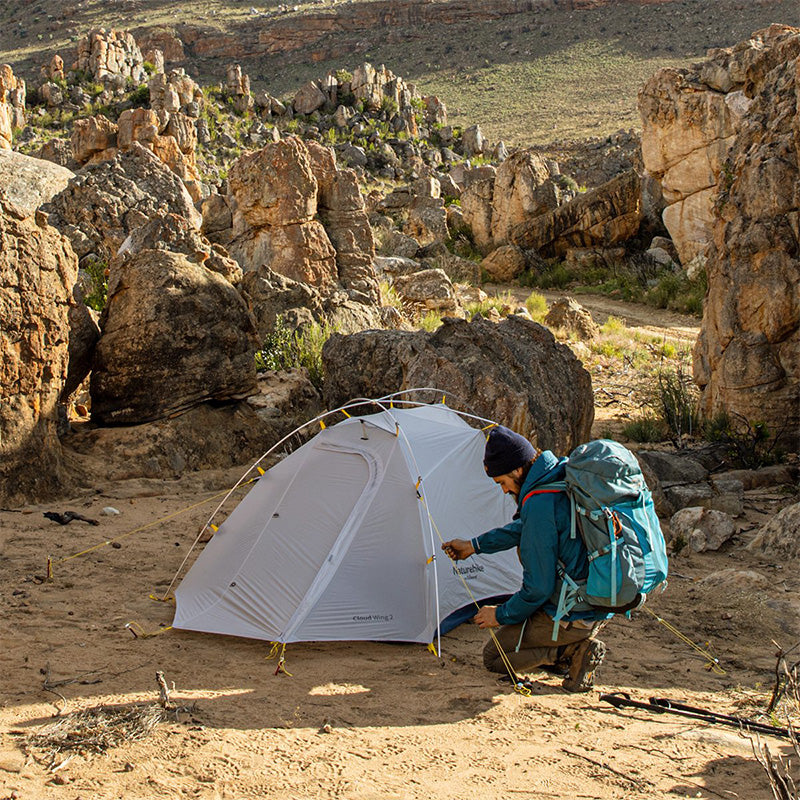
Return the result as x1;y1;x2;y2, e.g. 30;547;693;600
471;450;605;626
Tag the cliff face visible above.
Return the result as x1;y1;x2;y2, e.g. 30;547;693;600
690;26;800;448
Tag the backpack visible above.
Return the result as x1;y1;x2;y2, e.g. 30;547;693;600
522;439;669;640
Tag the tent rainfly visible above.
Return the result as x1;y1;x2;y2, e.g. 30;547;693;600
173;401;522;648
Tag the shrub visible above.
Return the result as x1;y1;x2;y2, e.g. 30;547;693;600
525;291;548;322
83;259;109;312
128;84;150;108
419;311;443;332
653;364;699;443
254;318;334;391
600;315;626;335
622;415;667;443
703;411;785;469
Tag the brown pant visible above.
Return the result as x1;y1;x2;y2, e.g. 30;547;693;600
483;610;604;674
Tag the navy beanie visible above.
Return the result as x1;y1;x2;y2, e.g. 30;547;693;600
483;426;537;477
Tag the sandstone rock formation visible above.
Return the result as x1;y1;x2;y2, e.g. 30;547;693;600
322;315;593;453
0;64;26;150
693;26;800;450
639;25;799;266
0;150;74;218
0;194;78;506
391;268;459;315
148;69;202;116
44;143;202;265
544;296;599;340
481;244;527;283
747;502;800;560
228;137;379;308
91;249;258;425
511;170;642;257
73;29;146;85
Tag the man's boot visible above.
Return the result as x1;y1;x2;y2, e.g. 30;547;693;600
562;638;606;693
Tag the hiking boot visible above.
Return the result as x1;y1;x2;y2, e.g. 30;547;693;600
562;639;606;693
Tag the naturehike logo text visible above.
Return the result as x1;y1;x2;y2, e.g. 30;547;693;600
352;614;394;622
453;564;485;578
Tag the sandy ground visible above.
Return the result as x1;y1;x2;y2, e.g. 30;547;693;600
2;300;798;800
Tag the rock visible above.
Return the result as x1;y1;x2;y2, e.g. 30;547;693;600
511;170;642;257
0;64;26;150
0;193;78;506
294;80;327;115
60;286;100;403
71;114;118;164
338;143;368;169
0;150;74;218
247;368;322;422
693;26;800;451
36;138;77;170
73;28;146;84
405;197;448;247
391;268;459;314
44;143;202;263
629;450;710;486
460;178;494;253
430;252;481;285
322;315;593;453
385;230;420;259
374;255;421;277
544;296;600;340
241;265;325;343
201;193;233;236
40;82;64;108
664;483;714;513
40;53;65;84
481;244;527;283
748;502;800;560
118;212;242;284
149;69;201;115
462;124;485;157
63;401;303;482
713;464;798;490
226;63;251;97
670;506;736;552
490;151;558;246
229;138;317;229
91;250;257;425
638;27;799;265
698;569;770;591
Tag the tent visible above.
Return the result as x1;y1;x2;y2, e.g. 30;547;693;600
173;400;522;648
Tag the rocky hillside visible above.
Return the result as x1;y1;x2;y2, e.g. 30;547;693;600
2;0;798;144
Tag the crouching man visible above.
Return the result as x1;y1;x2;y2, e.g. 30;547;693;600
443;426;608;693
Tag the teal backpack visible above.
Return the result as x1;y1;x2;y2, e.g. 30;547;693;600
522;440;669;640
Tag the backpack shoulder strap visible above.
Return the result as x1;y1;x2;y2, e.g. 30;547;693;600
520;480;567;509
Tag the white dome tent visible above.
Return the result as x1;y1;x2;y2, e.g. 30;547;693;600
172;392;522;654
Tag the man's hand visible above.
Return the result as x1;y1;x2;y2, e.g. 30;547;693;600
442;539;475;561
473;605;499;629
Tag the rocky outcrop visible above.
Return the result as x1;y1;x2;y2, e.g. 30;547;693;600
481;244;526;283
639;25;800;266
747;502;800;560
669;506;736;552
0;194;78;506
148;69;202;115
544;296;599;340
228;137;379;305
71;114;118;164
322;315;593;453
490;151;559;246
693;26;800;450
0;150;74;218
391;268;459;315
73;29;146;85
44;143;202;265
510;170;642;257
91;249;257;425
0;64;26;150
307;141;379;304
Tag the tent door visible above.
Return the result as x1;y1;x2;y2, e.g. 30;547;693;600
279;441;386;641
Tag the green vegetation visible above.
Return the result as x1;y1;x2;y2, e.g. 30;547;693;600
255;317;334;391
419;310;443;332
704;412;785;469
83;259;109;312
524;291;547;322
621;415;667;443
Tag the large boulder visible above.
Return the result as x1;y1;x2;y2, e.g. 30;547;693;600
460;177;495;254
694;26;800;450
490;151;558;246
544;296;600;340
43;143;202;264
0;195;78;506
639;25;800;265
511;170;642;257
91;250;258;425
0;150;74;217
747;502;800;560
669;506;736;552
322;315;593;453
